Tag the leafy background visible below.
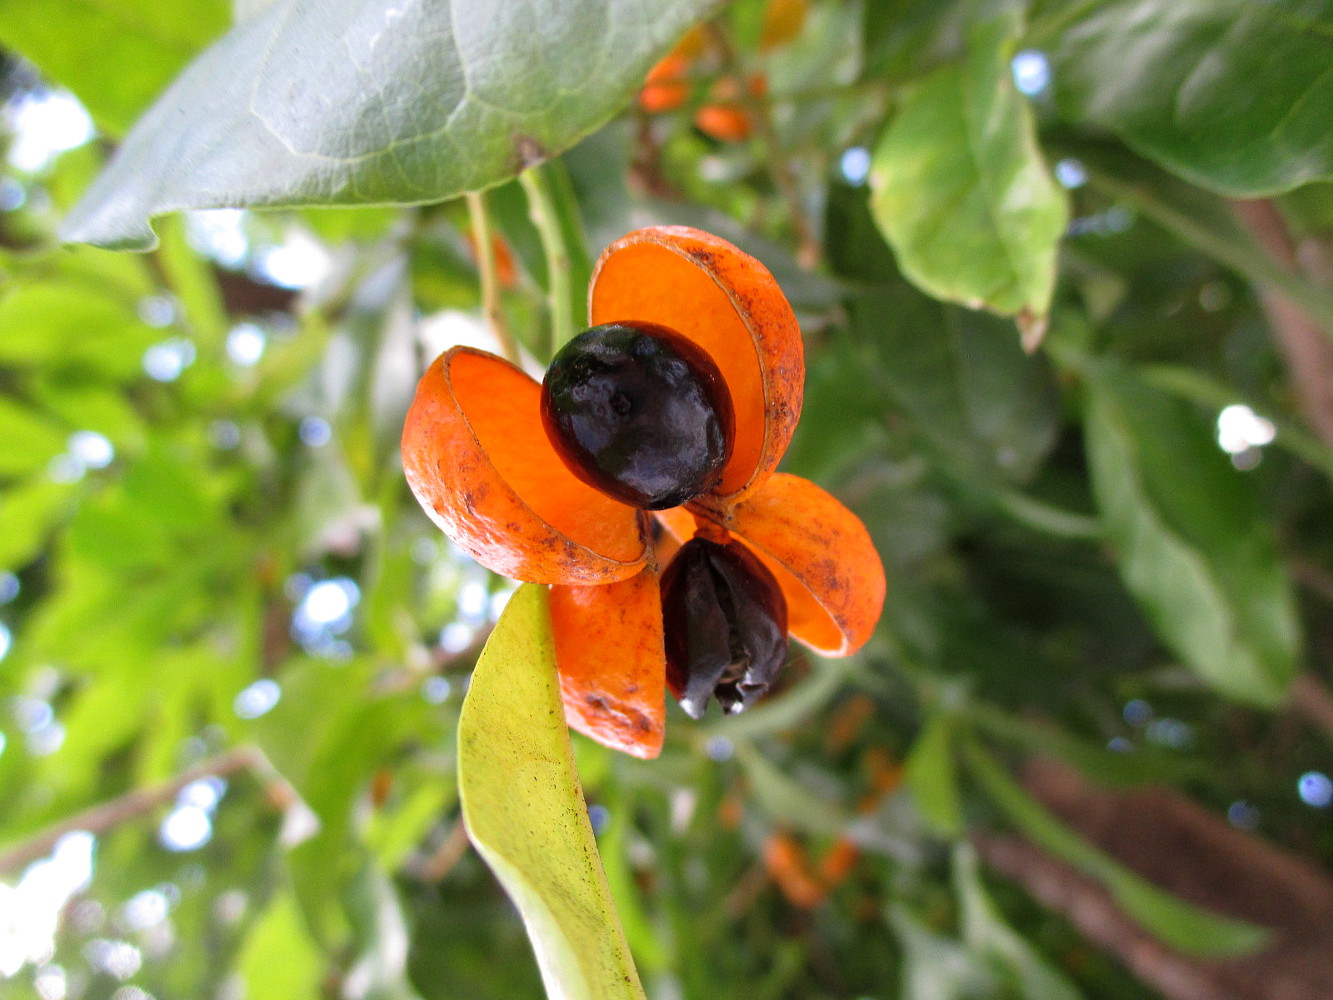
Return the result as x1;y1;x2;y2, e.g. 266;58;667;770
1;0;1332;998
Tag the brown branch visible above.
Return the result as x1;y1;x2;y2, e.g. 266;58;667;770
973;831;1227;1000
976;759;1333;1000
1231;200;1333;445
217;268;299;317
411;815;472;883
1292;556;1333;605
0;747;268;874
1289;671;1333;745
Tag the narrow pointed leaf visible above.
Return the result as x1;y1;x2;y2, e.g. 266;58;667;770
60;0;720;249
904;713;963;837
1083;367;1300;706
868;12;1067;317
458;584;645;1000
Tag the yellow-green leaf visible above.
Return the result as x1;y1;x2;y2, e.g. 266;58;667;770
237;890;325;1000
0;398;67;476
868;12;1067;317
458;584;645;1000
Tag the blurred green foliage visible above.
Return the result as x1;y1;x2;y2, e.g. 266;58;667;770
0;1;1331;998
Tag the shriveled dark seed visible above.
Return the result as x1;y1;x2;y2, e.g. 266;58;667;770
661;537;788;718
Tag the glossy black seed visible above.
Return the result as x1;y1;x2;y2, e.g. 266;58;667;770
661;537;788;718
541;321;734;510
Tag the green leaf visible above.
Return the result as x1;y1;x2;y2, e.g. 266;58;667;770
0;0;230;136
854;294;1062;485
32;381;147;455
869;12;1067;316
964;740;1269;957
248;656;432;947
60;0;720;249
599;788;669;974
1068;144;1333;337
953;843;1086;1000
238;890;325;1000
888;904;1000;1000
1082;366;1301;706
0;274;160;381
0;477;76;572
862;0;971;81
457;584;645;1000
365;781;453;872
905;713;963;837
155;214;230;349
1142;364;1333;484
966;702;1209;789
342;862;425;1000
1049;0;1333;196
0;398;67;476
735;743;851;838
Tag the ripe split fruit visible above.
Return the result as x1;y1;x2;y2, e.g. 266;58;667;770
402;225;885;757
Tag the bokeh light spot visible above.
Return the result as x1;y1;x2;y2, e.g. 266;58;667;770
233;679;281;720
1011;50;1050;96
142;339;197;382
159;806;212;852
1298;771;1332;808
840;146;871;185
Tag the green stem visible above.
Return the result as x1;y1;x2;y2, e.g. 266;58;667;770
519;166;575;357
1086;170;1333;340
1025;0;1103;47
1141;364;1333;482
465;189;520;365
992;488;1103;539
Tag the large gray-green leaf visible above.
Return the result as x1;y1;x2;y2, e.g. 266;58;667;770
1049;0;1333;197
458;584;645;1000
0;0;230;136
868;11;1067;317
1083;367;1301;706
60;0;720;250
